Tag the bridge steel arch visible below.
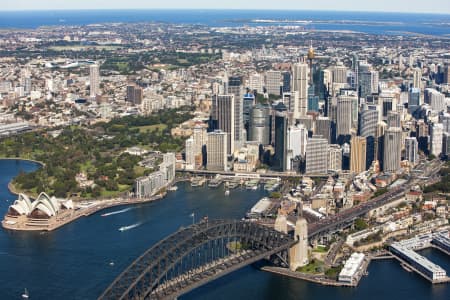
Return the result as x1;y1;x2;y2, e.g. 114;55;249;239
99;219;295;300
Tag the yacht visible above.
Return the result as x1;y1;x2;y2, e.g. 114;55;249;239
22;288;29;299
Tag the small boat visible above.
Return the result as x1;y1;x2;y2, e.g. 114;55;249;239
22;288;29;299
225;190;230;196
168;186;178;191
109;261;115;266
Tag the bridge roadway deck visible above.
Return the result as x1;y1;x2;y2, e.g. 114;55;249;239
150;248;284;299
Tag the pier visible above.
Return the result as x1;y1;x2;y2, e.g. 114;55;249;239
388;231;450;284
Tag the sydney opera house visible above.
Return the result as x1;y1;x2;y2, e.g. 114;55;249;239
8;193;74;218
2;192;76;231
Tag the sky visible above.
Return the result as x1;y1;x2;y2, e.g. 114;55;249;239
2;0;450;14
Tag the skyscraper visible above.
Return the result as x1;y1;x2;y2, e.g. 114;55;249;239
443;63;450;85
249;73;264;93
274;109;288;171
408;88;420;114
211;94;235;155
265;70;282;96
328;144;343;172
387;111;401;128
89;64;100;98
430;90;446;112
315;117;331;143
332;64;348;84
360;70;379;98
126;85;143;105
292;63;309;119
228;77;244;152
306;136;328;175
350;136;367;174
359;108;379;138
286;125;308;170
413;67;422;89
336;95;354;142
248;104;271;145
185;137;195;170
206;130;228;171
282;71;291;93
404;137;418;165
383;127;402;173
430;123;444;157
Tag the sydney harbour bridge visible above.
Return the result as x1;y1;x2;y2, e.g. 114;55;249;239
98;219;298;300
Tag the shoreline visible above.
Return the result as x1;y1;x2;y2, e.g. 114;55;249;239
0;157;45;167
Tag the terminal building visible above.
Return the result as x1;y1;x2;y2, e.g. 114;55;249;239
338;252;366;284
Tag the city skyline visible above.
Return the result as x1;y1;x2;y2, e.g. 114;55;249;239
2;0;450;14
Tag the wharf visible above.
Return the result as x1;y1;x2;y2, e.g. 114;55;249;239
390;253;450;284
2;194;164;232
261;266;357;287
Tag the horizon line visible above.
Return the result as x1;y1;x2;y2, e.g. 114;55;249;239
0;8;449;15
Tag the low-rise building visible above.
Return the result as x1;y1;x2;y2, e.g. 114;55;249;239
338;252;366;284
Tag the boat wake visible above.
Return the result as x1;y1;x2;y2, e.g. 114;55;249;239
118;222;141;232
101;207;133;217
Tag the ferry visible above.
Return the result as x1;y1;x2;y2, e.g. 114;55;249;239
245;179;259;190
264;180;280;192
226;181;240;189
191;177;206;187
225;190;230;196
118;223;140;232
208;178;223;188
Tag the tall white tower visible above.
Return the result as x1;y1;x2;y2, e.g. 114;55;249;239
89;64;100;98
289;217;309;271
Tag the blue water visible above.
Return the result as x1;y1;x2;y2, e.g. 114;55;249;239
0;159;449;299
0;10;449;36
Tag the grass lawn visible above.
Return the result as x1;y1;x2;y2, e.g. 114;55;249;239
297;259;324;274
313;246;328;253
100;189;123;198
133;165;147;177
131;124;167;133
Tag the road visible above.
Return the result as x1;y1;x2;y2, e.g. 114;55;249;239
308;160;444;237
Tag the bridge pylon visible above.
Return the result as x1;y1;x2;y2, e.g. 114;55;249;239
289;217;309;271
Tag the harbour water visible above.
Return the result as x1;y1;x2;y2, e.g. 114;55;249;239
0;159;449;299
